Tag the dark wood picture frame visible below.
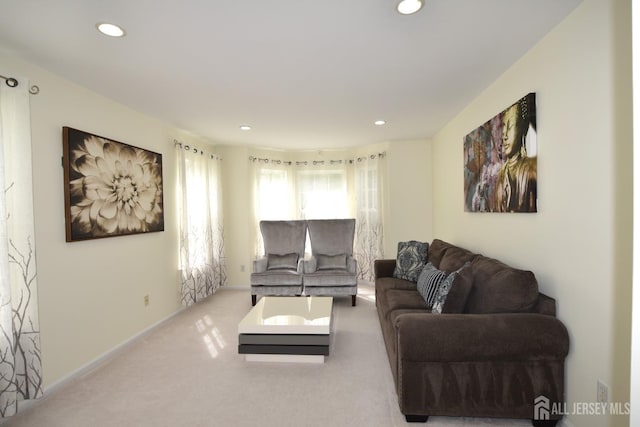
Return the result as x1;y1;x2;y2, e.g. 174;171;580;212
62;127;164;242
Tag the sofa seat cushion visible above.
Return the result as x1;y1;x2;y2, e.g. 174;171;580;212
376;277;416;291
377;289;429;321
304;270;357;287
250;270;303;286
466;255;539;314
375;277;416;303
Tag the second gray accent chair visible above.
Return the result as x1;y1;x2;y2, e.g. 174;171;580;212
303;219;358;306
250;220;307;306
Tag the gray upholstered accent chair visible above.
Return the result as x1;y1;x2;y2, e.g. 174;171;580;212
303;219;358;306
250;220;307;306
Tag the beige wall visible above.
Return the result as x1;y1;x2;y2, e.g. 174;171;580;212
216;145;251;287
384;140;432;258
431;1;632;426
0;52;210;388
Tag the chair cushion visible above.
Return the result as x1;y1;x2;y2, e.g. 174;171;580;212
304;270;356;287
266;253;298;270
316;253;347;270
251;270;303;286
393;240;429;282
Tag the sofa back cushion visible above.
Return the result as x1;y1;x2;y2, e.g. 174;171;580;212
429;239;477;271
465;255;539;314
426;239;450;267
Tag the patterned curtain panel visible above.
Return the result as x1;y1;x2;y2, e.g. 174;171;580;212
353;154;386;282
0;78;43;417
176;144;226;306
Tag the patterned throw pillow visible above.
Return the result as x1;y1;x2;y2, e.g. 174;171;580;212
393;240;429;282
432;262;472;314
416;262;446;307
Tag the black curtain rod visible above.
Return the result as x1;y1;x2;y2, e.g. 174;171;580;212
0;74;40;94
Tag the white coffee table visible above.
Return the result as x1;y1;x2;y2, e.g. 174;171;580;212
238;296;333;363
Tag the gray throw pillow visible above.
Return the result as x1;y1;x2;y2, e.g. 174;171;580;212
266;253;299;270
416;262;446;307
316;253;347;270
393;240;429;282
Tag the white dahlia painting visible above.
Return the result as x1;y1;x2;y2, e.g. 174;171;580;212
62;127;164;241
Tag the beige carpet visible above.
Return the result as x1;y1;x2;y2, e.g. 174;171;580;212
3;284;532;427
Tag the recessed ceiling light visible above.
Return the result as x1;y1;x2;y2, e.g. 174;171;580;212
374;120;386;126
96;22;126;37
397;0;423;15
239;125;252;131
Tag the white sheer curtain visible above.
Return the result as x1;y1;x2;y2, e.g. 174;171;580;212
295;161;349;220
249;157;295;257
249;153;385;270
176;144;226;306
249;157;351;256
352;154;386;282
0;77;42;417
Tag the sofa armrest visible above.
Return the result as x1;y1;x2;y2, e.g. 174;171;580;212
374;259;396;279
253;257;268;273
347;255;357;274
534;292;557;316
395;313;569;362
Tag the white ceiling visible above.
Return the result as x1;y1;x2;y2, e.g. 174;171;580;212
0;0;582;150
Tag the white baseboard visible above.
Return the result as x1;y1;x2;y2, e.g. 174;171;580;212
220;284;250;290
39;288;250;399
15;306;186;415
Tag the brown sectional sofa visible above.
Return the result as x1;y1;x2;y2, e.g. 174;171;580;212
375;239;569;426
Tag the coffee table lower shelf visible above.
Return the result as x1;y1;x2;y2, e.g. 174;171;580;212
238;333;329;363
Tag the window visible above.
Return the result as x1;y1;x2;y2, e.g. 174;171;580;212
297;169;348;219
256;168;291;220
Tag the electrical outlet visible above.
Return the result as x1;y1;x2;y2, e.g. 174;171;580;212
240;264;245;272
597;380;609;403
144;295;149;306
